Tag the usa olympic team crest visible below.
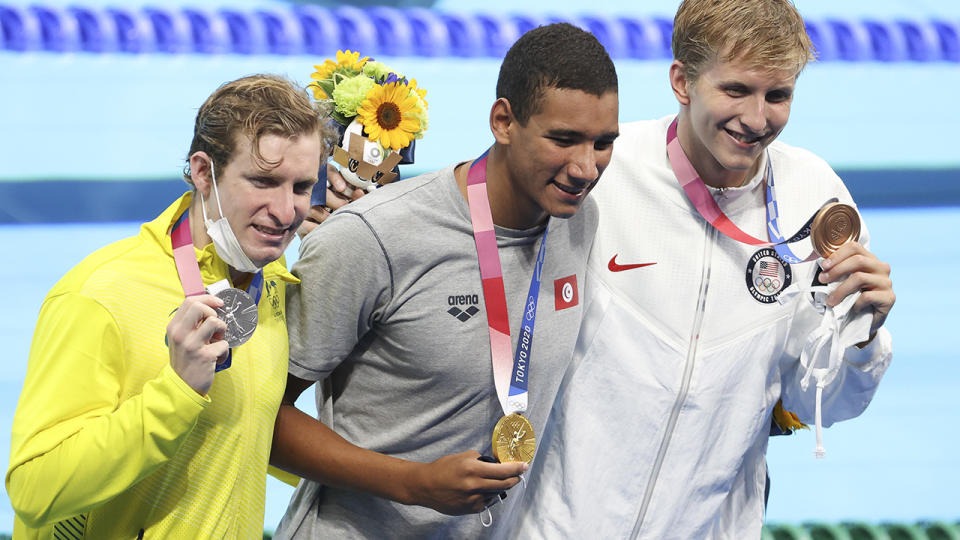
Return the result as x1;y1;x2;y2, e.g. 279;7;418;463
745;248;792;303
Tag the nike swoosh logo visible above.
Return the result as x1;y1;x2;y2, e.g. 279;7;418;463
608;255;657;272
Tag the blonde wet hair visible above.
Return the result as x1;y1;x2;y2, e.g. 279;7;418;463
672;0;815;82
184;74;338;184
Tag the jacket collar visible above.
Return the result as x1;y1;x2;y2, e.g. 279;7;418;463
145;191;299;285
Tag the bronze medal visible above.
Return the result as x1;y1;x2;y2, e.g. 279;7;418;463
811;202;861;257
492;413;536;464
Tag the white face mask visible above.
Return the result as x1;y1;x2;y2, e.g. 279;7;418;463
199;160;261;274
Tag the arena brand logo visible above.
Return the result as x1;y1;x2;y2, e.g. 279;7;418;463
447;294;481;322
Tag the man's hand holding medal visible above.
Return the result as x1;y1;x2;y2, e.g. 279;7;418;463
165;294;229;396
404;450;528;515
811;203;895;340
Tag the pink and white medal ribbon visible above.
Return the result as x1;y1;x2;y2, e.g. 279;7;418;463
170;211;263;372
666;117;831;264
465;149;548;418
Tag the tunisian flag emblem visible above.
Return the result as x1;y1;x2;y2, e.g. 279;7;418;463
554;275;578;311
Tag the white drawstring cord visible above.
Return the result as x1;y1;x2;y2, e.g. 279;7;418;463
814;384;826;459
479;491;503;528
480;507;493;528
478;471;525;526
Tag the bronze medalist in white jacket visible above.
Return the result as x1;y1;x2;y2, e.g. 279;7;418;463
516;116;892;539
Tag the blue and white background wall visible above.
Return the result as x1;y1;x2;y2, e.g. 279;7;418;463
1;0;957;534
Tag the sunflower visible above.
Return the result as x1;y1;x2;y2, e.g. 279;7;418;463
357;82;423;151
408;78;428;107
335;49;369;71
307;81;328;100
308;50;370;100
772;400;807;433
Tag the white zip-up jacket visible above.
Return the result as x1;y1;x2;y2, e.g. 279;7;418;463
515;117;892;539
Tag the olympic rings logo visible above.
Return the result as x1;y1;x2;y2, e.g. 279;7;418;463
753;276;782;294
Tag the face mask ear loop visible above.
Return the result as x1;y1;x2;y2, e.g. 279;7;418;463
207;160;225;221
199;175;210;223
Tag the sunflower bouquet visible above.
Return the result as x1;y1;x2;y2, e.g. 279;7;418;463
309;50;428;192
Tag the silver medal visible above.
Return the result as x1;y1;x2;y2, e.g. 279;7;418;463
214;287;258;347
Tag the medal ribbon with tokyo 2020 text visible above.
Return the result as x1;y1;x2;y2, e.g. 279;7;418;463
170;210;263;372
666;117;834;263
466;149;548;417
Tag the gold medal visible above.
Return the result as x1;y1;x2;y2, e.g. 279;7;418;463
492;413;536;464
811;202;861;257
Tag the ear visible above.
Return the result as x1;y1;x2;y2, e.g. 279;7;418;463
188;152;214;198
669;60;692;106
489;97;515;146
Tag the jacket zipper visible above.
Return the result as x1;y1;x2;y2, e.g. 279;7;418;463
630;222;716;538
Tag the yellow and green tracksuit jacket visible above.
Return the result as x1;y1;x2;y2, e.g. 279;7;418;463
7;193;296;538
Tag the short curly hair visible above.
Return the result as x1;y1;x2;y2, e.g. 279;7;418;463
496;23;618;125
183;74;338;184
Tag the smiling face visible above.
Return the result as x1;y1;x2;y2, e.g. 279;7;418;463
494;87;619;229
193;132;322;268
672;55;796;188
